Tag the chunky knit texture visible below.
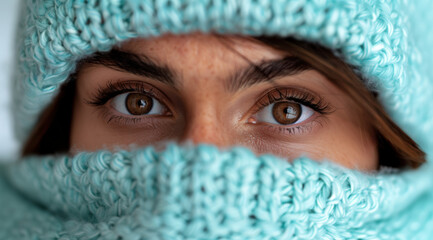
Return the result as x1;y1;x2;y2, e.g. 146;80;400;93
1;145;433;239
4;0;433;239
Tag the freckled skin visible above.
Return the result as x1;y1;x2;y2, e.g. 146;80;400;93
71;33;378;171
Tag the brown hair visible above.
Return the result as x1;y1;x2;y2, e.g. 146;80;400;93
22;37;426;168
22;75;76;155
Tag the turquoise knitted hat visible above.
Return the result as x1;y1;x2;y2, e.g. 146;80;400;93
2;0;433;239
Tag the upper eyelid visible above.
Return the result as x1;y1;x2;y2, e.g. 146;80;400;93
252;87;332;114
84;80;175;112
87;81;332;120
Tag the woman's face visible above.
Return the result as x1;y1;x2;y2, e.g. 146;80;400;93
71;34;378;170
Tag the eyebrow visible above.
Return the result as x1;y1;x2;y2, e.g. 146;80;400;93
80;50;312;91
227;57;312;92
80;49;176;86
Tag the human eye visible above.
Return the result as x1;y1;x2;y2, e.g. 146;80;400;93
111;92;165;116
87;80;172;125
248;87;332;134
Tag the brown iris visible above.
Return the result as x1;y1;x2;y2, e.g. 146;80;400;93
272;101;302;124
125;93;153;115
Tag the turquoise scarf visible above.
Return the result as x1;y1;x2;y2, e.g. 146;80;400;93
1;145;433;239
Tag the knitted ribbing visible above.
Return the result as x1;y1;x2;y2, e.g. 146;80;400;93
1;145;433;239
13;0;433;158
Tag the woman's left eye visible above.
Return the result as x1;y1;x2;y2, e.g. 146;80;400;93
253;101;315;125
111;92;166;116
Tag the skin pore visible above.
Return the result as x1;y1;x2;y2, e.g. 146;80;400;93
71;34;378;170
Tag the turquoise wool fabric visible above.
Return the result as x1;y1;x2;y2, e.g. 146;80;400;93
1;145;433;239
2;0;433;239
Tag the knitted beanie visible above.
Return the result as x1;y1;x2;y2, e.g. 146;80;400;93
1;0;433;239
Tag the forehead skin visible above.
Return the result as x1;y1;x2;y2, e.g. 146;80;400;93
72;33;378;171
120;34;287;92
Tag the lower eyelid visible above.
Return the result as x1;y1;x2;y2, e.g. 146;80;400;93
103;113;175;128
92;101;171;126
248;113;325;137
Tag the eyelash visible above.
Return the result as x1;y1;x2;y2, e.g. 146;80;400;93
250;87;332;135
256;88;329;113
88;81;157;106
87;81;172;125
87;81;332;135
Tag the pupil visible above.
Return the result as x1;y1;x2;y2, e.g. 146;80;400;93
284;106;297;119
137;99;147;108
126;93;153;115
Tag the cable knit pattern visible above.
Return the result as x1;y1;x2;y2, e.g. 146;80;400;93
1;145;433;239
12;0;433;157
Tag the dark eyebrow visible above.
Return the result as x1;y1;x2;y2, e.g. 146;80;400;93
80;50;310;91
227;57;312;92
80;49;176;86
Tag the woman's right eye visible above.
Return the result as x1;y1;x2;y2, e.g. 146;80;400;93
111;92;167;116
254;101;315;125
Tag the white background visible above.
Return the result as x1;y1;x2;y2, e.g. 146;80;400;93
0;1;21;161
